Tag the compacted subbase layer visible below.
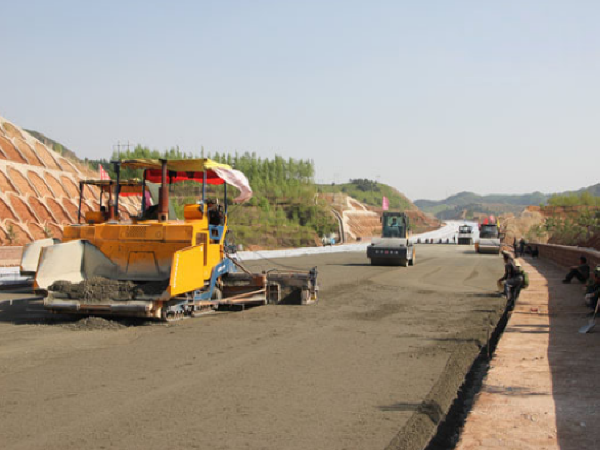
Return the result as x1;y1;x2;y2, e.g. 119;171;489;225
0;245;504;450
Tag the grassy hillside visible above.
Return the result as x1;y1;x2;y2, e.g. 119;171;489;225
319;179;416;211
415;191;547;210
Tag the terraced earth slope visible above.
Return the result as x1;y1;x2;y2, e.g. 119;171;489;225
0;116;139;246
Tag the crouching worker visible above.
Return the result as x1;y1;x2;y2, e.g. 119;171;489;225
498;251;523;303
584;266;600;309
563;256;590;284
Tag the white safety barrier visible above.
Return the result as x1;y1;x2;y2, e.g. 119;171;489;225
236;221;480;261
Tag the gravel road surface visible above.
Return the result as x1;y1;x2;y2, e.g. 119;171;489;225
0;245;504;450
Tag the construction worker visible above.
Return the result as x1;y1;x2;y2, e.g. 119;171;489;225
584;266;600;309
562;256;590;284
498;251;523;302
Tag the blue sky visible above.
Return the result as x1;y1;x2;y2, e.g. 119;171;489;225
1;1;599;200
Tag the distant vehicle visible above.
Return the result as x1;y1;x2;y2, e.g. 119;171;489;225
457;224;474;245
367;212;415;267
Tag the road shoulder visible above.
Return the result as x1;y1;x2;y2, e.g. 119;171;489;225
456;256;600;450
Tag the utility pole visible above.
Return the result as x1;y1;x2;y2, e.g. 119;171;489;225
113;141;132;159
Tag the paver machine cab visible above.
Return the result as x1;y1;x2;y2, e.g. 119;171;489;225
457;224;474;245
475;216;501;254
32;158;318;321
367;212;415;267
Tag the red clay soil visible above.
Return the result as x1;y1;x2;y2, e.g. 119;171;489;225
46;223;63;240
60;176;80;198
61;198;79;221
1;122;25;141
0;136;28;164
57;157;79;175
0;170;18;194
44;173;69;197
27;222;48;240
0;227;8;245
27;171;53;197
7;167;37;196
7;194;38;223
15;138;44;166
80;201;92;215
3;220;32;245
34;141;62;170
0;198;18;222
84;185;100;202
28;197;56;223
46;198;72;224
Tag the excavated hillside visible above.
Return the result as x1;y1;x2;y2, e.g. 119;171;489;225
323;192;440;242
0;116;139;246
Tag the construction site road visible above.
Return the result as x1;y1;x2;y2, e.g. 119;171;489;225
0;245;504;450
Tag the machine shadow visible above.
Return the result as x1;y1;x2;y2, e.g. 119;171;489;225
0;297;154;327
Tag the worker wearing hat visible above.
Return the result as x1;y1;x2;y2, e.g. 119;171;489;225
498;252;523;302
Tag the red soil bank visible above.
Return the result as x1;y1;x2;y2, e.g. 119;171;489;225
0;170;18;194
80;201;91;216
15;138;44;166
0;227;8;245
1;123;24;141
61;198;79;221
8;193;37;223
27;222;48;240
44;173;69;197
28;171;53;197
7;167;37;196
4;220;32;245
84;185;100;202
28;197;56;223
46;198;72;224
0;136;28;164
34;141;62;170
57;158;79;175
61;176;80;198
46;223;63;240
0;198;18;222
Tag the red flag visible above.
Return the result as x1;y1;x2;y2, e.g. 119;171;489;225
99;165;110;180
382;196;389;211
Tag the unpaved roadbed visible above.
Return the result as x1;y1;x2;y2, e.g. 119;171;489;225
0;246;504;450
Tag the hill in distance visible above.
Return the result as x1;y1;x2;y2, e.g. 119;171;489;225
416;184;600;220
319;179;416;212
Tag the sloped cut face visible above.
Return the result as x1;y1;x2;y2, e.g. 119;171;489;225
0;115;142;246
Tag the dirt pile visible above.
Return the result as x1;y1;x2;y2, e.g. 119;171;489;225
0;115;140;247
49;277;169;302
62;316;126;331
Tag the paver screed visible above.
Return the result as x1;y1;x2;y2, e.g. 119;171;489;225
455;256;600;450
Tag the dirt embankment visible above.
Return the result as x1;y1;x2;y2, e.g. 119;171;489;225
323;192;440;242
